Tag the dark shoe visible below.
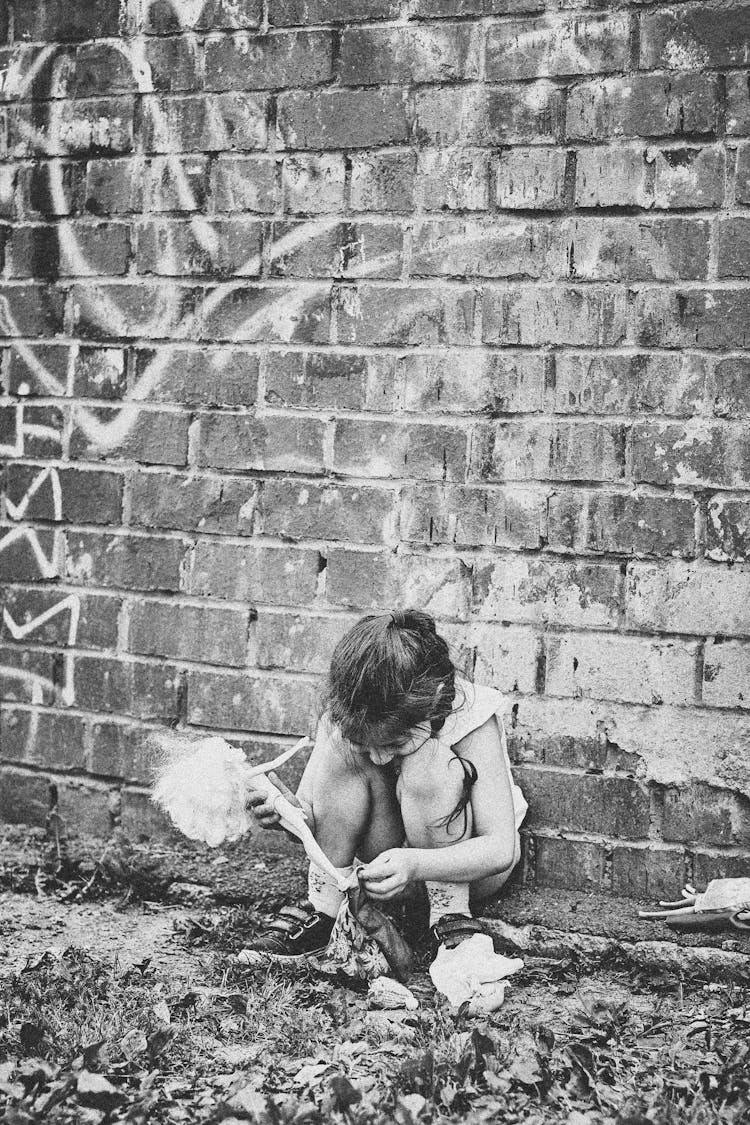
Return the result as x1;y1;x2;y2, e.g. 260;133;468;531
239;903;335;963
429;913;490;962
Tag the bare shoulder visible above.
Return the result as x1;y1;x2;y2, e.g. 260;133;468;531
453;714;504;766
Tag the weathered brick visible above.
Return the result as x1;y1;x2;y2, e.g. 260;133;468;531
575;145;651;207
144;36;201;94
1;708;86;771
269;220;402;279
0;768;51;827
401;351;544;415
534;836;606;891
517;767;650;838
566;74;720;140
611;845;686;900
201;284;330;343
706;495;750;562
70;406;190;466
130;601;249;666
415;150;488;212
4;342;70;397
12;98;135;157
144;156;209;212
282;155;345;214
197;413;326;473
333;420;467;481
717;217;750;278
185;542;320;604
473;555;622;627
0;403;64;458
85;158;143;216
1;588;120;649
401;483;544;548
256;480;398;543
483;286;627;346
0;44;74;102
693;851;750;885
702;639;750;710
334;285;477;346
411;219;554;279
545;632;698;707
640;3;750;70
214;155;276;212
551;353;707;417
89;721;157;785
254;611;348;674
637;288;750;349
340;24;479;85
660;782;750;848
264;352;398;411
0;284;65;337
415;85;564;146
187;670;319;734
651;145;725;208
69;282;198;342
487;12;629;80
632;420;750;489
325;548;472;620
439;622;539;694
625;561;750;637
494;147;567;210
0;527;61;583
74;656;184;722
351;152;416;213
145;0;262;32
142;93;267;153
727;72;750;136
119;787;179;841
65;531;185;592
547;491;697;559
472;419;627;483
15;0;121;42
133;346;259;407
5;464;123;525
277;89;410;150
20;161;87;218
129;471;258;534
71;44;139;98
136;217;262;277
56;780;114;836
563;217;709;281
205;31;333;91
269;0;399;24
72;347;127;399
736;143;750;203
0;647;58;706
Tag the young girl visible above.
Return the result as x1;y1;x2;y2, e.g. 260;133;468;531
247;609;527;960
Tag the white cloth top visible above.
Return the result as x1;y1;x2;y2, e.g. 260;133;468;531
437;678;528;831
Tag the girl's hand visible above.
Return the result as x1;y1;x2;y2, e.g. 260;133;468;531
246;771;299;831
360;849;416;900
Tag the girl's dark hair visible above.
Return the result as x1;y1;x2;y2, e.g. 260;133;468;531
323;608;457;745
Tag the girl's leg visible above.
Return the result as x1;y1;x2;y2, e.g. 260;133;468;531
397;740;474;925
297;732;404;867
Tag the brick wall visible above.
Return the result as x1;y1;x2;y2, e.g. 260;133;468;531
1;0;749;898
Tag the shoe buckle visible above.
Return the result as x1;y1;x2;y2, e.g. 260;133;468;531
287;924;306;941
302;913;321;929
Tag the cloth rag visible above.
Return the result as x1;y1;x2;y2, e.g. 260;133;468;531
429;933;523;1014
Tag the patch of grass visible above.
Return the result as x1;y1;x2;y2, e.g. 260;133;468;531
1;910;749;1125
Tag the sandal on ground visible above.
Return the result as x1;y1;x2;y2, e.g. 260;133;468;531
237;902;335;963
429;913;490;962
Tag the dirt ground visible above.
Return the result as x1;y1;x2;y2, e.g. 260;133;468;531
1;884;749;1125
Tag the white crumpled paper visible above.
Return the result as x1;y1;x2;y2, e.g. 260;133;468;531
429;933;523;1015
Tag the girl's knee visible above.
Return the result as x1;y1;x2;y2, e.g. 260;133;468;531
398;743;464;804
